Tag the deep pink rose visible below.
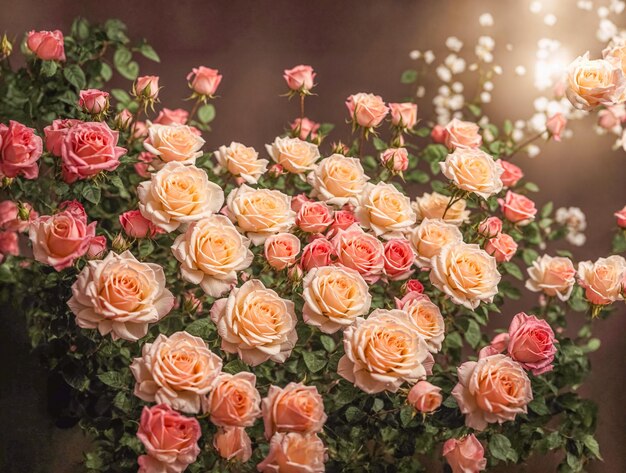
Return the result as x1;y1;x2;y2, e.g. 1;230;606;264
135;76;160;99
86;235;106;259
546;113;567;141
154;108;189;126
389;102;418;128
614;205;626;228
346;93;389;128
507;312;557;375
484;232;518;263
383;238;415;281
78;89;109;114
443;435;487;473
187;67;222;96
0;120;43;179
0;231;19;262
477;216;502;238
380;147;409;172
301;238;335;271
291;117;320;140
119;210;163;238
26;30;65;61
0;200;36;232
296;202;333;233
283;65;316;92
44;119;82;156
497;159;523;187
498;191;537;226
404;279;425;294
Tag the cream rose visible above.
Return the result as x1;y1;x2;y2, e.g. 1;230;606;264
429;242;500;309
402;297;445;353
566;52;625;110
525;254;576;301
355;182;416;239
203;372;262;427
210;279;298;366
440;148;503;199
577;255;626;305
307;154;369;206
214;142;268;184
226;184;295;245
302;266;372;334
67;251;174;341
338;309;430;394
144;123;205;167
130;331;222;413
265;136;320;174
138;162;224;232
257;432;326;473
413;192;470;225
410;218;463;268
444;118;482;149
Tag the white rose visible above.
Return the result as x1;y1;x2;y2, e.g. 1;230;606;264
566;52;626;110
144;123;205;167
355;182;416;239
413;192;470;225
214;142;268;184
307;154;369;206
265;136;320;174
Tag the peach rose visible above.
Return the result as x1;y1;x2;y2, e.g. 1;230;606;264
338;309;431;393
0;120;43;179
264;233;301;270
203;372;261;427
226;184;295;245
43;118;82;156
452;354;532;430
498;190;537;226
290;117;320;140
135;75;160;99
0;231;18;261
144;123;205;167
484;232;518;263
308;154;369;206
138;162;224;232
0;200;36;232
131;331;222;413
401;297;445;353
215;142;268;184
327;209;357;238
171;214;253;297
413;192;470;225
506;312;557;375
441;148;503;199
566;52;625;110
577;255;626;305
443;434;487;473
266;136;320;174
301;238;335;271
68;250;174;341
410;218;463;268
302;265;371;333
345;93;389;128
119;210;163;238
26;30;65;61
296;201;333;233
210;279;298;366
430;241;500;309
383;238;415;281
444;118;482;149
332;224;384;283
380;147;409;173
283;65;316;92
78;89;109;114
604;39;626;74
154;108;189;126
213;427;252;463
355;182;416;238
389;102;418;128
477;216;502;238
187;66;222;96
525;254;576;301
614;205;626;228
546;113;567;141
408;381;442;413
497;160;523;187
257;432;326;473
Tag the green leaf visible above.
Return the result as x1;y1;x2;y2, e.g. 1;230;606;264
100;62;113;81
82;185;101;205
197;104;216;123
467;103;481;117
223;359;249;374
489;433;517;462
40;60;58;77
415;127;430;137
345;406;364;422
501;261;523;280
400;69;418;84
117;61;139;80
185;317;214;339
529;397;551;416
372;137;387;151
444;331;463;350
138;43;160;62
371;398;385;412
399;405;415;426
522;248;539;265
525;182;540;192
302;350;327;373
109;175;130;199
138;239;155;258
582;434;602;460
71;17;90;40
97;371;128;390
0;265;16;283
465;319;481;348
63;64;86;89
320;334;336;353
111;88;131;104
541;201;554;218
113;46;132;68
612;231;626;253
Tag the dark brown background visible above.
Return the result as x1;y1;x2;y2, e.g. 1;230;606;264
0;0;624;472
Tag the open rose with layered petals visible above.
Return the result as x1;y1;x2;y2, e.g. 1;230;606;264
296;201;333;233
26;30;65;61
203;372;261;427
308;154;368;206
332;224;384;283
144;123;205;167
327;209;357;237
301;238;335;271
257;432;326;473
444;118;482;149
43;119;82;156
410;218;463;268
577;255;626;305
214;142;268;184
408;381;442;413
401;296;445;353
441;148;503;199
383;238;415;281
443;435;487;473
283;65;316;92
0;120;43;179
264;233;300;270
265;136;320;174
413;192;470;225
497;159;523;187
346;93;389;128
566;52;625;110
505;312;557;375
525;254;576;301
355;182;416;238
389;102;418;128
213;427;252;463
498;190;537;226
477;216;502;238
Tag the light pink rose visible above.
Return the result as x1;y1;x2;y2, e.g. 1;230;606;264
394;291;430;311
43;119;82;156
291;117;320;140
154;108;189;126
355;182;416;239
283;65;316;92
546;113;567;141
389;102;418;128
598;104;626;129
119;210;163;238
444;118;482;149
187;66;222;96
137;404;201;473
497;159;523;187
332;224;384;283
477;216;502;238
408;381;442;413
0;201;36;232
577;255;626;305
257;432;326;473
345;93;389;128
115;109;133;129
441;148;503;199
614;205;626;228
506;312;557;375
431;125;447;144
203;372;261;427
484;232;518;263
478;332;509;359
135;151;155;178
380;147;409;172
498;190;537;226
0;231;19;261
296;201;333;233
326;209;357;238
443;434;487;473
135;75;160;99
0;120;43;179
86;235;106;259
383;238;415;281
78;89;109;114
525;254;576;301
213;427;252;463
26;30;65;61
265;233;301;270
290;194;313;213
301;238;335;271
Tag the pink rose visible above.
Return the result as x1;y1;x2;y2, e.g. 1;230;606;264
389;102;418;128
204;372;261;427
135;151;155;178
443;435;487;473
257;432;326;473
477;216;502;238
26;30;65;61
283;65;316;92
332;224;384;283
265;233;301;270
268;163;284;177
546;113;567;141
506;312;557;375
78;89;109;114
0;201;36;232
577;255;626;305
408;381;442;413
135;75;160;99
187;66;222;96
615;205;626;228
136;404;201;473
497;159;523;187
346;93;389;128
296;202;333;233
327;209;357;238
395;291;430;310
0;120;43;179
119;210;163;238
213;427;252;462
154;108;189;126
478;332;509;359
431;125;447;144
498;191;537;226
60;122;126;183
380;147;409;173
484;232;518;262
115;109;133;130
291;117;320;140
444;118;482;149
86;235;106;259
404;279;425;294
44;119;82;156
525;254;576;301
383;238;415;281
0;231;19;261
598;105;626;129
301;238;335;271
291;193;314;213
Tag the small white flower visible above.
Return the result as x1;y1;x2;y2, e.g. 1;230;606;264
437;65;452;82
597;6;609;18
409;50;421;60
543;14;557;26
452;82;464;93
445;36;464;52
526;144;540;158
530;1;542;13
480;92;492;103
416;86;426;98
424;50;435;64
515;65;527;76
479;13;494;27
483;81;494;91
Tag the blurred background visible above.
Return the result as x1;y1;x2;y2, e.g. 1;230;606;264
0;0;624;471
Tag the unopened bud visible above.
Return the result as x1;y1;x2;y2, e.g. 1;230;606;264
1;34;12;57
112;233;130;252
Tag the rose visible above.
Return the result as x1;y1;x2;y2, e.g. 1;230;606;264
604;40;626;74
264;233;301;270
484;232;518;263
355;182;416;238
401;297;446;353
187;66;222;96
226;184;295;245
290;194;313;213
60;121;126;183
332;224;384;283
338;309;431;393
440;148;503;199
116;109;133;129
452;354;532;430
497;159;523;187
171;214;253;297
154;108;189;126
0;201;36;232
430;241;500;309
78;89;109;114
345;93;389;128
477;216;502;238
0;120;43;179
86;236;107;259
408;381;442;413
138;162;224;232
135;75;160;99
213;427;252;463
327;209;356;237
383;239;415;281
389;102;418;128
444;118;482;149
506;312;557;375
131;331;222;413
598;105;626;129
442;435;487;473
262;382;327;439
546;113;567;141
525;254;576;301
43;119;81;156
283;65;316;92
614;205;626;228
431;125;447;144
119;210;163;239
414;192;470;225
144;123;205;166
136;404;201;473
134;152;154;178
214;142;268;184
566;52;625;110
577;255;626;305
210;279;298;366
410;218;463;268
296;201;333;233
380;147;409;173
257;433;326;473
302;265;371;333
0;231;18;262
203;372;261;427
29;200;100;271
26;30;65;61
498;190;537;226
68;250;174;341
265;136;320;174
301;238;335;271
307;154;368;206
405;279;424;294
290;117;320;140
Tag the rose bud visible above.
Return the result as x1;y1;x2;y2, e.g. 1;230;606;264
119;210;163;238
115;109;133;130
1;34;12;58
403;279;424;294
268;163;284;178
291;117;320;140
265;233;301;270
546;113;567;141
187;66;222;96
389;102;418;129
288;264;304;282
301;238;335;271
283;65;316;92
614;205;626;228
135;75;160;99
484;232;518;262
331;141;350;155
380;147;409;173
498;191;537;226
477;216;502;238
430;125;447;144
78;89;110;115
86;236;107;259
346;93;389;128
153;108;189;126
497;159;523;187
26;30;65;61
296;202;333;233
443;435;487;473
408;381;443;413
112;233;131;253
